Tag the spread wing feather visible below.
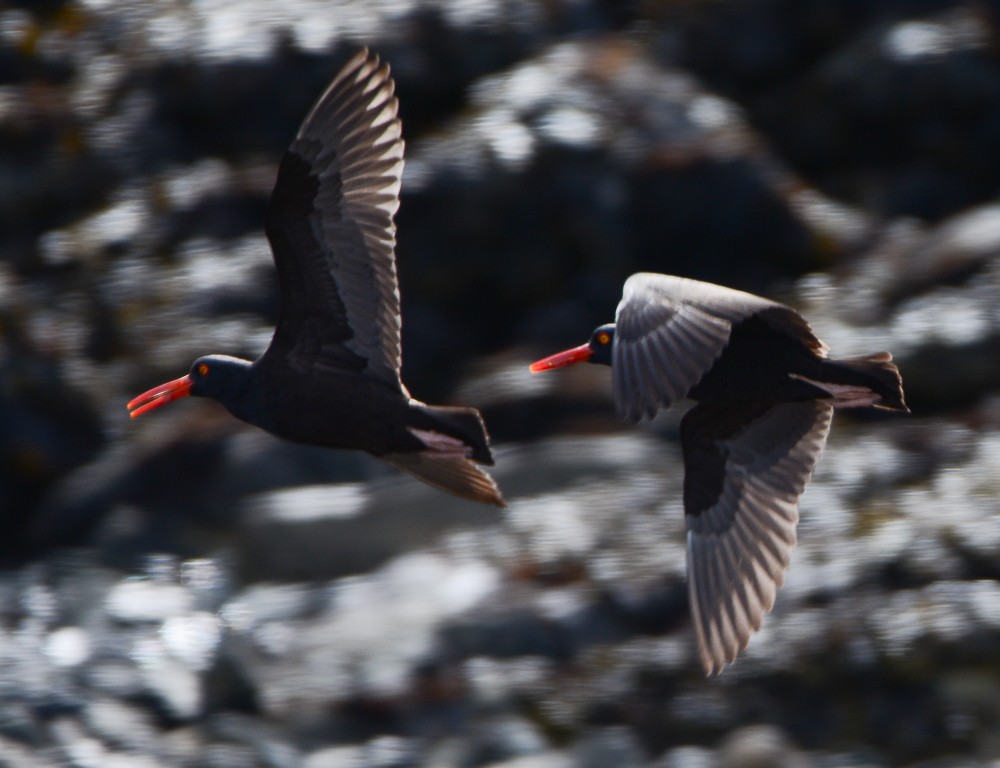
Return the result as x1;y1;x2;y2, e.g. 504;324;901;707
681;400;833;676
262;48;406;389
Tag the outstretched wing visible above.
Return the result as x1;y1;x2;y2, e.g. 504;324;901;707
261;48;406;389
681;400;833;676
612;273;826;422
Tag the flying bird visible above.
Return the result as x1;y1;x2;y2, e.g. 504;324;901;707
530;272;907;674
128;49;504;507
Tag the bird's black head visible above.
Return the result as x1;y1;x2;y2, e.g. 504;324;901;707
187;355;254;401
529;323;616;373
128;354;254;419
586;323;615;366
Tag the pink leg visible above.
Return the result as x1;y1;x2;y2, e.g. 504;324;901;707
407;428;473;459
789;374;880;409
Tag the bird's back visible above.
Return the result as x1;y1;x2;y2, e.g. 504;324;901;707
686;310;831;404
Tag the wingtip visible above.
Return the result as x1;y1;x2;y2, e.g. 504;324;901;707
346;45;378;72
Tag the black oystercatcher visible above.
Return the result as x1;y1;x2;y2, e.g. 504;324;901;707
128;49;504;507
530;273;907;674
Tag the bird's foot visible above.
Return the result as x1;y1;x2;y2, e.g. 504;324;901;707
788;375;881;409
407;428;473;459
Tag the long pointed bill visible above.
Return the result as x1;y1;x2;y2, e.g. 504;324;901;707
529;343;593;373
127;375;193;418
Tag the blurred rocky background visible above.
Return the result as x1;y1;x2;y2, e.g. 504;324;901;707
3;0;1000;765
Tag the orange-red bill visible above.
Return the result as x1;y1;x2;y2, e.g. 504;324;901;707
529;343;593;373
127;375;193;418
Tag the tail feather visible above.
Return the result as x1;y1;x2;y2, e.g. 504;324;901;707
827;352;908;412
383;452;506;507
408;404;496;465
385;402;504;505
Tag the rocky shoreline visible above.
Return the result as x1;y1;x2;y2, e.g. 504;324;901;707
2;1;1000;765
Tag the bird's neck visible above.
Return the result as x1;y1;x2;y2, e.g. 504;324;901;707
207;359;268;427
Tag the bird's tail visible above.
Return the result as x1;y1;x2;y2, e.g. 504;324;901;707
409;404;496;464
384;404;505;506
817;352;909;412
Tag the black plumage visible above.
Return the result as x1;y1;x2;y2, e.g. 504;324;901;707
128;49;504;507
530;272;907;674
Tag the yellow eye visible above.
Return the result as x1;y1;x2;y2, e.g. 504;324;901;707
198;363;209;376
597;333;611;345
